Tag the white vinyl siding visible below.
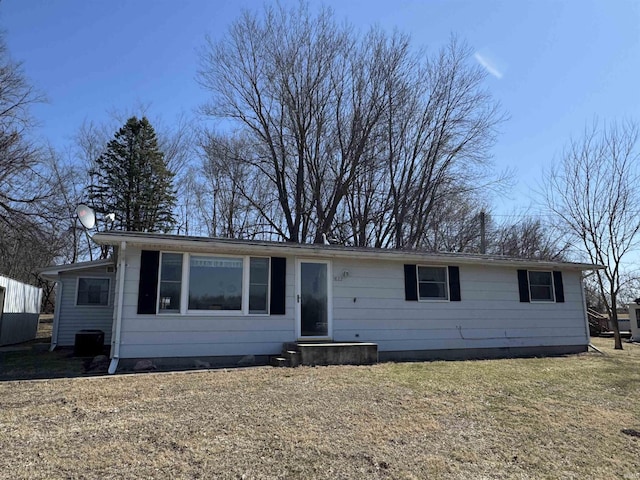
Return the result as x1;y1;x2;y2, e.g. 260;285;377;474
330;259;587;352
115;247;588;359
55;267;116;346
117;247;294;358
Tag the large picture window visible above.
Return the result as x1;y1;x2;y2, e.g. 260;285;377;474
77;277;110;306
528;271;554;302
417;266;449;300
188;256;243;311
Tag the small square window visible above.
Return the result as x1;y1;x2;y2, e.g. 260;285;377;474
417;266;448;300
528;271;554;302
77;278;110;306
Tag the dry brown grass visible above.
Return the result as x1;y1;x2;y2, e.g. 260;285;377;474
1;337;639;479
36;315;53;340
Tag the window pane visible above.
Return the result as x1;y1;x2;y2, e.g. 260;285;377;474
530;285;553;301
160;253;183;281
529;271;552;287
159;282;181;311
188;256;243;310
419;282;447;299
418;266;446;283
77;278;109;306
250;257;269;284
249;257;269;314
249;284;268;313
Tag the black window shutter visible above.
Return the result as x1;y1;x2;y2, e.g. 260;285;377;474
517;269;530;303
137;250;160;314
404;264;418;301
553;271;565;303
270;257;286;315
448;266;461;301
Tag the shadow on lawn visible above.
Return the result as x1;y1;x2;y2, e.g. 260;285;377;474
0;339;109;382
0;316;112;381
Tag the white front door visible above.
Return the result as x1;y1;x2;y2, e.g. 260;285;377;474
296;259;332;339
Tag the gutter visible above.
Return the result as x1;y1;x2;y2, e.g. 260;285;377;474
49;281;63;351
92;232;602;272
108;241;126;374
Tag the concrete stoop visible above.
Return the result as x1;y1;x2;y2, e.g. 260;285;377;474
271;342;378;367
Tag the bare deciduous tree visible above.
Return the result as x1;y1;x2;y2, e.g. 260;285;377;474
198;4;506;247
198;3;361;242
0;32;74;296
492;217;569;261
195;131;273;239
545;120;640;349
377;38;505;250
422;194;487;253
0;32;50;228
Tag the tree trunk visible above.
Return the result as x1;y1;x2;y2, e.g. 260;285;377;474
610;292;623;350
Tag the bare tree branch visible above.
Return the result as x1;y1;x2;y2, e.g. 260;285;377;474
544;119;640;349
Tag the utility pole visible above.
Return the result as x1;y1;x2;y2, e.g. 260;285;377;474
480;210;486;254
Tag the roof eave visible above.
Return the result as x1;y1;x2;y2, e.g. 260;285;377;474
92;232;601;271
39;259;115;279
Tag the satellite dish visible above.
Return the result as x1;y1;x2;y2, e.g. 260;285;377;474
76;204;96;230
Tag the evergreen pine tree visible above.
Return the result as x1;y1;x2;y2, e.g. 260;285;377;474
88;116;176;232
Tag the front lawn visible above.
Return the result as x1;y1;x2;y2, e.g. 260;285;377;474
1;337;638;479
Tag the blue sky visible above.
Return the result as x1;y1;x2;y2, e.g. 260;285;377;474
3;0;639;215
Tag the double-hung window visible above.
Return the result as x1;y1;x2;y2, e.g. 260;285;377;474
517;269;564;303
249;257;270;314
528;271;554;302
158;253;183;312
417;266;449;301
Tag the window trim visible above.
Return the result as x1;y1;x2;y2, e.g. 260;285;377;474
416;265;450;302
527;270;556;303
154;252;272;316
75;276;111;307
